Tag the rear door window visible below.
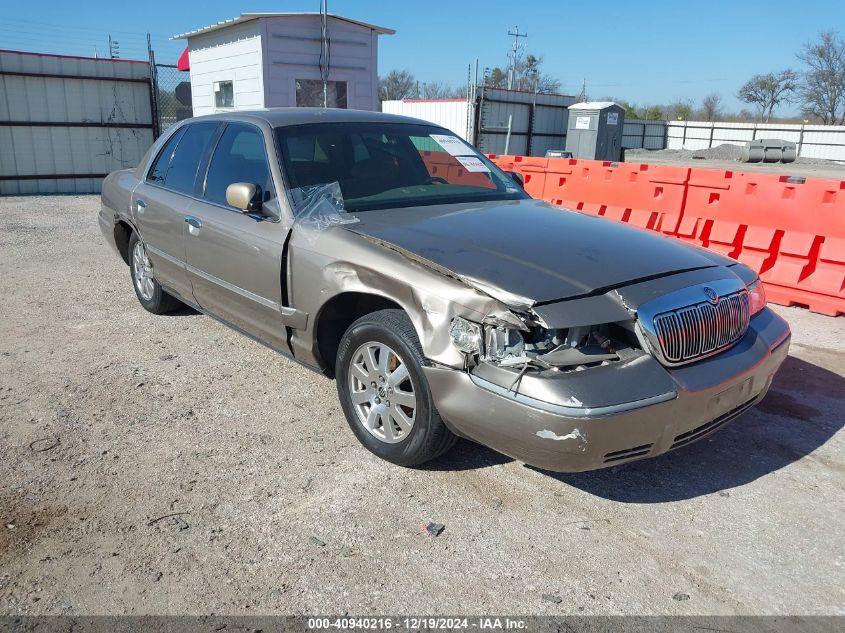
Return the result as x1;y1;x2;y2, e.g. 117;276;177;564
203;123;273;207
147;127;185;184
162;122;220;194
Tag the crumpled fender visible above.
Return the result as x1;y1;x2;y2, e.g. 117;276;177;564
288;227;524;368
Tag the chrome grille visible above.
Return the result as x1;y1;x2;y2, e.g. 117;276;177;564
653;290;750;364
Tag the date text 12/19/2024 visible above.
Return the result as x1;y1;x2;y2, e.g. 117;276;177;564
307;617;528;630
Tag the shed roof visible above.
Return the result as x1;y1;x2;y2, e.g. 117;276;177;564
568;102;622;110
171;13;395;40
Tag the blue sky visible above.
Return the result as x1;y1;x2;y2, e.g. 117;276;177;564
2;0;841;114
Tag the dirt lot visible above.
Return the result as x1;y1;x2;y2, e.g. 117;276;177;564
0;195;843;617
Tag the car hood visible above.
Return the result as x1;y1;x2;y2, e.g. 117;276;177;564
348;198;724;307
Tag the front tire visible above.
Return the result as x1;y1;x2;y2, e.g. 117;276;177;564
128;232;181;314
336;309;457;467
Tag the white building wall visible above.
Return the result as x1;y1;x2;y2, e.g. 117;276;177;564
187;20;264;116
382;100;471;140
261;15;378;110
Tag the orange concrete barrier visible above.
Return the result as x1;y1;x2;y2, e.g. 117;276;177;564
489;156;688;234
506;155;549;198
542;159;689;234
678;171;845;316
489;154;845;316
748;177;844;317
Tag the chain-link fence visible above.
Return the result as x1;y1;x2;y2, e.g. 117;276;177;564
152;63;192;137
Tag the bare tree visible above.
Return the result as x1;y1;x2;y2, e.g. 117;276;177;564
421;81;463;99
701;93;723;121
378;69;416;101
737;70;799;122
666;98;694;120
797;31;845;124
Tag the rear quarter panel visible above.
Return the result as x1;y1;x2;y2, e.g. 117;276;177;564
99;168;142;259
101;169;140;221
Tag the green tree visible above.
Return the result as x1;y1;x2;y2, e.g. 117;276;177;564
640;105;665;120
485;54;561;93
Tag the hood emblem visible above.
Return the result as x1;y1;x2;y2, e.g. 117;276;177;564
703;286;719;304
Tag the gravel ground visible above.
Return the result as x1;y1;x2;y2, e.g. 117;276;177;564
625;147;845;179
0;195;843;616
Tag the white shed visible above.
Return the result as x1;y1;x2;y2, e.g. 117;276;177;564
172;13;394;115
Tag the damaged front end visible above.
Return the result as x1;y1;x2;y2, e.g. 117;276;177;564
422;269;789;473
451;314;643;376
446;291;652;400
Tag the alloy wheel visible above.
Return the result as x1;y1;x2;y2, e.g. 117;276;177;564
132;240;155;301
347;342;417;444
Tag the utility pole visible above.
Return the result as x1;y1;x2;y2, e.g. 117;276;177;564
578;78;587;102
108;35;120;59
506;26;527;90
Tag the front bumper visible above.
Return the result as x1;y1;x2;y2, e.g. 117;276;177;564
424;307;791;472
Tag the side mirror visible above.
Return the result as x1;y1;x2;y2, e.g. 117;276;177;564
226;182;262;213
505;170;524;188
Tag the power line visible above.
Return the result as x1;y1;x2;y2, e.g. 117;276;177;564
1;16;167;37
506;26;527;91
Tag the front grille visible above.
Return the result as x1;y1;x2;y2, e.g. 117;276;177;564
653;290;750;364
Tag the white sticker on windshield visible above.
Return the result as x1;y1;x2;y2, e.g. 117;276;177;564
456;156;490;172
430;134;475;157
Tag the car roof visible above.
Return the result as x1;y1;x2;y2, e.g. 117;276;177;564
188;108;440;129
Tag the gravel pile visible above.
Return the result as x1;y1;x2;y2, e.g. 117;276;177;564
692;144;744;161
625;148;693;160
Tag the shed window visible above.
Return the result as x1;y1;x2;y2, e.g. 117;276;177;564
213;81;234;108
296;79;347;108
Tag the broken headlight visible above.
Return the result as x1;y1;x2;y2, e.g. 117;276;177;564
485;322;640;370
449;317;483;354
485;326;525;361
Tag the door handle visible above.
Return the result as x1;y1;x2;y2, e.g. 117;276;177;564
136;198;146;210
185;216;202;229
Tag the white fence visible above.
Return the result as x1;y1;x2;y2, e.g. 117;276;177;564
623;119;845;161
664;121;845;160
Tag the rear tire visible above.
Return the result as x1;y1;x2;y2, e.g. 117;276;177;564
336;309;457;467
128;232;182;315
